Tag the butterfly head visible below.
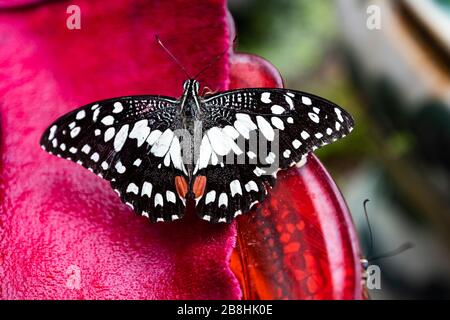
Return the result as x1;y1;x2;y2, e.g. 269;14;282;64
182;79;200;94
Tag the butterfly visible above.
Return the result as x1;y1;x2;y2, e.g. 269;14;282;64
40;79;354;223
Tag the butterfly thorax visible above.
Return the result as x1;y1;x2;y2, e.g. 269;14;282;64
179;79;203;179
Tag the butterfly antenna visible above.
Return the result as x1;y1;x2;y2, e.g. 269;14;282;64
361;199;414;263
155;35;191;79
363;199;375;257
368;242;414;263
193;42;231;79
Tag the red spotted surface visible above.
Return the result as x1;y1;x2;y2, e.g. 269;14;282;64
229;53;363;299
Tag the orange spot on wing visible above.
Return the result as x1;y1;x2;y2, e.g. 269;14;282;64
175;176;189;199
193;176;207;199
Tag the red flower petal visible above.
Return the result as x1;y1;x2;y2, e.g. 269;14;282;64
228;53;363;299
0;0;241;299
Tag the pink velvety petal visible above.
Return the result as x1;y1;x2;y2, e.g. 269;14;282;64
229;53;363;299
0;0;47;9
0;0;241;299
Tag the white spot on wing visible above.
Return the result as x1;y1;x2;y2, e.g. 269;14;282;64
256;116;275;141
169;136;184;171
234;121;251;139
76;110;86;120
247;151;257;159
245;181;258;192
292;139;302;149
207;127;231;156
133;158;142;167
271;117;285;130
146;130;162;145
271;105;285;115
113;102;123;113
283;149;291;158
104;127;115;142
129;120;150;147
285;95;294;109
101;115;114;126
218;193;228;208
92;109;100;122
81;144;91;154
302;96;312;105
166;191;176;204
308;112;320;123
151;129;173;157
198;134;212;171
114;124;129;152
154;193;163;207
141;182;152;197
265;152;276;164
235;113;257;130
205;190;216;205
163;152;171;167
335;108;344;122
253;167;266;176
261;92;271;103
223;125;240;140
70;127;81;138
126;183;139;194
90;152;100;162
48;125;57;140
230;180;242;197
115;161;126;174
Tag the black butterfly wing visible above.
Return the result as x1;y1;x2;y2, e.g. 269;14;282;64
194;88;354;223
40;96;188;222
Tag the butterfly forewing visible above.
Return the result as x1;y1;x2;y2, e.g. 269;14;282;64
193;88;354;222
40;96;188;222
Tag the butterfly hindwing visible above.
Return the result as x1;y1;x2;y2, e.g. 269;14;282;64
194;88;354;222
40;96;188;222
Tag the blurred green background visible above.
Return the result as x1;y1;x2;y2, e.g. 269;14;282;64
230;0;450;299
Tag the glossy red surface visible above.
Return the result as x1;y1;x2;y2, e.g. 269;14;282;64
229;53;363;299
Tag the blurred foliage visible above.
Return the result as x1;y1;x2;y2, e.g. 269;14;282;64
229;0;336;80
435;0;450;13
